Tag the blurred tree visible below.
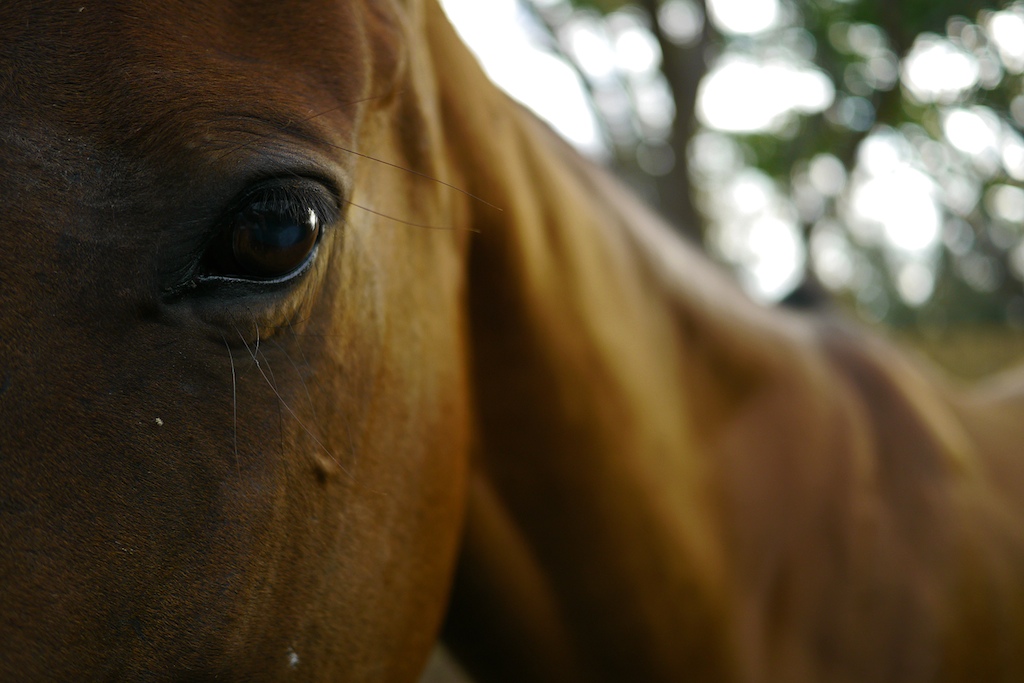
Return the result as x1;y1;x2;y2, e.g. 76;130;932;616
522;0;1024;330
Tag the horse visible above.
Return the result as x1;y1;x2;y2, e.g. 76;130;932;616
2;1;1023;680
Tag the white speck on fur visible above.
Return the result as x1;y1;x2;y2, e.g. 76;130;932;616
287;648;299;669
154;417;164;426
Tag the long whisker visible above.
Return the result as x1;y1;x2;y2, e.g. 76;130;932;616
325;142;503;212
253;322;262;365
236;330;352;478
211;96;504;214
274;338;361;471
271;339;319;422
254;340;290;475
345;200;480;232
221;333;241;480
211;92;401;163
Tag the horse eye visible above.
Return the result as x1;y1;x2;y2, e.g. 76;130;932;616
203;181;334;282
231;202;320;278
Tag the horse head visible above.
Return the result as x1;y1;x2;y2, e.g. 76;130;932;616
0;2;472;679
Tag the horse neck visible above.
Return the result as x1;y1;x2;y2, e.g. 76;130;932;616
418;5;1024;680
422;4;812;677
425;1;791;453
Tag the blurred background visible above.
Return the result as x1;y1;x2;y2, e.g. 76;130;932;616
438;0;1024;379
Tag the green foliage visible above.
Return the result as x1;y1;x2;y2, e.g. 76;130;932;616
528;0;1024;330
571;0;634;12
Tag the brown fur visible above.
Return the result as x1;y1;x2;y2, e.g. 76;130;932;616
1;2;1023;681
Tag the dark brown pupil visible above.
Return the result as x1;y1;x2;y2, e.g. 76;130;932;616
231;203;319;279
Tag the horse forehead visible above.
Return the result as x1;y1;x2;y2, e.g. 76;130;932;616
0;1;380;67
0;1;401;237
0;2;395;130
